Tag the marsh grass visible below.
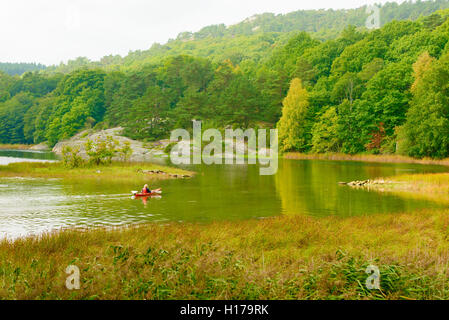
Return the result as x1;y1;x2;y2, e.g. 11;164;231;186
1;209;449;300
285;152;449;166
0;161;193;183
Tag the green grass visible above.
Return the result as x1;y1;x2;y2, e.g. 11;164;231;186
0;161;194;183
1;208;449;300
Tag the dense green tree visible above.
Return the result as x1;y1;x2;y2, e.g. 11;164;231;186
334;99;364;154
402;52;449;158
45;69;106;145
173;88;208;128
331;38;388;76
23;95;56;143
217;72;262;127
123;85;173;140
0;93;34;143
9;72;61;97
311;107;340;153
331;73;363;104
359;61;413;136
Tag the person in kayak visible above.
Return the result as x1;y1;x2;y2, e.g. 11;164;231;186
141;184;162;194
142;184;151;194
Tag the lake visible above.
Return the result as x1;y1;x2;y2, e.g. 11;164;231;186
0;149;447;239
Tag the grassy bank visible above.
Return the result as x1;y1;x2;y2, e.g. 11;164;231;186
0;162;194;182
355;172;449;205
1;208;449;300
0;144;32;150
285;152;449;166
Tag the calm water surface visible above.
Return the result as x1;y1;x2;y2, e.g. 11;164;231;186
0;150;447;239
0;149;58;165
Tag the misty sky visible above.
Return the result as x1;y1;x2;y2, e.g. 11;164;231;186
0;0;405;65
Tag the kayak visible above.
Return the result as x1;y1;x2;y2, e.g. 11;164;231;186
134;193;160;197
132;190;162;197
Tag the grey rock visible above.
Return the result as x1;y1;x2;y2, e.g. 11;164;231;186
30;142;51;151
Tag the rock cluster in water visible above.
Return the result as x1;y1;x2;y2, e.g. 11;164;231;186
137;169;193;179
340;179;388;187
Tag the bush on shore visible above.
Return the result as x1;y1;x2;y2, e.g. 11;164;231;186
61;136;134;168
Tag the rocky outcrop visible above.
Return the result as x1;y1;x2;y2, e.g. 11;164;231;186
52;127;171;162
51;127;265;163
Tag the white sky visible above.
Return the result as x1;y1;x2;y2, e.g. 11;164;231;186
0;0;405;65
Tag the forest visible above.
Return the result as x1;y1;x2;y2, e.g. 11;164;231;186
0;62;46;76
0;1;449;159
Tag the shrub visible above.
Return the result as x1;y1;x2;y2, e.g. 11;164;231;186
61;145;85;168
118;141;133;161
85;136;119;166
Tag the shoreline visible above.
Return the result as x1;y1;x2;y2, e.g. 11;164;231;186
4;143;449;167
284;152;449;167
0;144;33;150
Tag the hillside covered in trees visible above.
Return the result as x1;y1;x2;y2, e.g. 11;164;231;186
1;1;449;159
46;0;449;73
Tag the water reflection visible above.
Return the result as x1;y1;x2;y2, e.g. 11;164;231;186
276;159;447;217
